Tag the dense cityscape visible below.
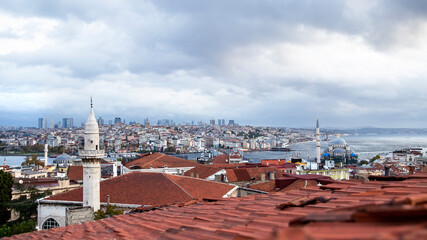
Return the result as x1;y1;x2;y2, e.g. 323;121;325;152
1;1;427;239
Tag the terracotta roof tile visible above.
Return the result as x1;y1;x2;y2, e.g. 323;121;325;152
183;165;223;179
212;154;229;164
46;172;234;206
8;173;427;240
67;166;83;181
124;153;201;169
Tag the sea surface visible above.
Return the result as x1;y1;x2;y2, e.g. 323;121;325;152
3;135;427;166
245;135;427;162
2;156;56;167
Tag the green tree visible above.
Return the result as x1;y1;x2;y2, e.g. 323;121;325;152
0;220;35;238
7;185;52;222
21;155;44;168
94;205;123;220
360;160;369;165
369;155;380;163
164;146;176;152
0;170;13;225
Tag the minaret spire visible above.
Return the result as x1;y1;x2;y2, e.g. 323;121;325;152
316;117;321;164
79;99;103;212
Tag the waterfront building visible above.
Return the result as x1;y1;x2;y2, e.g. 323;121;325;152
299;168;350;180
321;136;358;164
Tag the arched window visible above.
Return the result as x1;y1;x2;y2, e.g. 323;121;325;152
42;218;59;229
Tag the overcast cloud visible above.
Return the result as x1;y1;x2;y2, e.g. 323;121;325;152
1;0;427;128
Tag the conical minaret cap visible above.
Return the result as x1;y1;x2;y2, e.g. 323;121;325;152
84;103;99;134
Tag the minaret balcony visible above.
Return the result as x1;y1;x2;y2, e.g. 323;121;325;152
79;149;105;159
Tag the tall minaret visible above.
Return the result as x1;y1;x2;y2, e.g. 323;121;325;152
44;144;48;167
79;98;104;212
316;118;321;164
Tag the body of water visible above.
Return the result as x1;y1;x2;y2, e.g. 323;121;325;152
246;135;427;162
1;156;56;167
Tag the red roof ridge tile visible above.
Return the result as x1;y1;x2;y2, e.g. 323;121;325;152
162;173;194;199
171;173;237;188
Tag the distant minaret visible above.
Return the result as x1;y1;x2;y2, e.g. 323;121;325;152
316;118;321;164
44;144;48;167
79;98;104;212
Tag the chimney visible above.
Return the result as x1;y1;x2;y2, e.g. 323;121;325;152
260;173;266;181
384;166;390;176
409;166;415;175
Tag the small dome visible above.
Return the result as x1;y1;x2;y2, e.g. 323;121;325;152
54;154;73;163
332;148;346;154
329;137;347;146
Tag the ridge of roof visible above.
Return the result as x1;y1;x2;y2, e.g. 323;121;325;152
138;153;164;168
162;173;194;199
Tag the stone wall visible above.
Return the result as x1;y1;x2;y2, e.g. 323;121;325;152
66;207;94;225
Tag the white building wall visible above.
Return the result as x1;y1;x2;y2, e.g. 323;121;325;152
205;169;227;181
83;162;101;211
37;203;73;229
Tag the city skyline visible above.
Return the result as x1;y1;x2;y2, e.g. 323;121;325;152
2;1;427;128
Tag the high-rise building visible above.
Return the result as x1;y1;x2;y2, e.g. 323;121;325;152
97;117;104;126
228;120;235;125
210;118;215;125
221;119;225;125
218;119;221;125
38;117;47;129
157;119;170;126
114;117;121;125
62;118;73;128
49;117;54;129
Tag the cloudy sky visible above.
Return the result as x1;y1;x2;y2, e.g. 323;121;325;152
1;0;427;128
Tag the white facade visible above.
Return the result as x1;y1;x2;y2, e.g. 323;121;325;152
79;102;104;212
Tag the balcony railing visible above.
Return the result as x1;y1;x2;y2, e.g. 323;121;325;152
79;149;105;158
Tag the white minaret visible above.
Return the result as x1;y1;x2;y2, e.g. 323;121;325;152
316;118;321;164
44;144;48;167
79;98;104;212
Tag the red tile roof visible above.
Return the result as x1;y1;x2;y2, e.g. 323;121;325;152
183;165;222;179
124;153;201;169
212;154;229;164
46;172;235;206
8;173;427;240
226;166;284;182
67;166;83;182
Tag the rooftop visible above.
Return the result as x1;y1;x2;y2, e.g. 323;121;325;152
8;172;427;239
124;153;201;169
45;172;235;206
